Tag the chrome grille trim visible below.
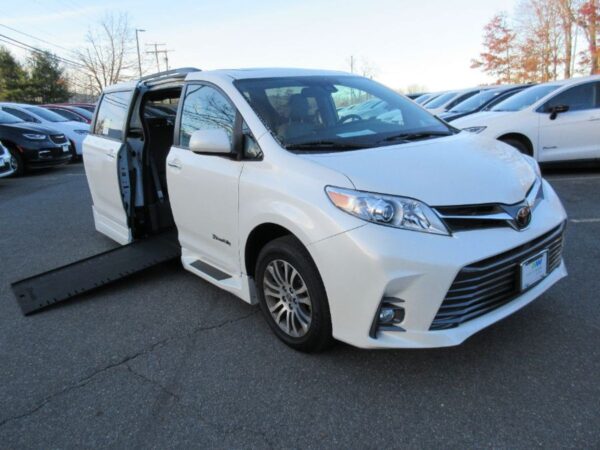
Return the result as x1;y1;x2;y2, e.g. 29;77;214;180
434;179;543;232
430;223;565;330
50;134;67;144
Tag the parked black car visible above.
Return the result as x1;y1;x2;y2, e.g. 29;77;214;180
438;84;534;122
0;110;71;176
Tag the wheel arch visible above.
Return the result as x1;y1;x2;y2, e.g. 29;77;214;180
497;132;535;157
244;222;297;278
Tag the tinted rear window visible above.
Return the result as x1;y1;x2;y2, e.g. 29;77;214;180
94;91;133;140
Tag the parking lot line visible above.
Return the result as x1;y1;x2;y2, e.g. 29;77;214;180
570;218;600;223
546;176;600;182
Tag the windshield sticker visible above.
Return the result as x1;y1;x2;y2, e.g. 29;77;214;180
336;130;377;138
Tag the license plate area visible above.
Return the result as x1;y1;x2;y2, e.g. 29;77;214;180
62;144;70;153
520;250;548;291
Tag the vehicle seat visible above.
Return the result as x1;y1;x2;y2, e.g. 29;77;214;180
278;94;316;141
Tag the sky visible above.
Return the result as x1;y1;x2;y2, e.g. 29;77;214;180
1;0;519;91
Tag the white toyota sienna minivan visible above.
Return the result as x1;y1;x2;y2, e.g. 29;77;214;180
84;68;567;352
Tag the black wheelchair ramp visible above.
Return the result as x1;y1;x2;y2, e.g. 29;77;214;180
12;232;181;315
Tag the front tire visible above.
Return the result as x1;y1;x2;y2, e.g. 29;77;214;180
6;145;25;176
255;235;333;352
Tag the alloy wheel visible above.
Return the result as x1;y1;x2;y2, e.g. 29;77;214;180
263;259;312;338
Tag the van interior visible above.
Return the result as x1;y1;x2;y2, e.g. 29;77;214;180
125;84;182;239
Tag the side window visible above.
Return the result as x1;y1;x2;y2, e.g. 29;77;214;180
94;90;133;140
543;83;598;112
179;84;235;148
52;108;85;122
4;107;36;122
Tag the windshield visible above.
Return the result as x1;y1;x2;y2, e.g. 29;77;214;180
24;106;69;122
425;92;457;109
70;107;93;119
414;94;432;104
491;84;560;111
0;110;23;124
235;76;452;151
449;89;504;113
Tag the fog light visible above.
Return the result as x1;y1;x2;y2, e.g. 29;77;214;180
370;299;406;338
379;307;395;324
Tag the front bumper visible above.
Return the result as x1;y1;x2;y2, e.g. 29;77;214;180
21;143;72;168
309;180;568;349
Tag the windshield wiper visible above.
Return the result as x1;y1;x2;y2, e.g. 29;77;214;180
285;140;365;151
379;130;454;144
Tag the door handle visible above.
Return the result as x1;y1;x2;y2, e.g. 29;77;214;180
589;117;600;122
167;160;182;169
105;150;116;159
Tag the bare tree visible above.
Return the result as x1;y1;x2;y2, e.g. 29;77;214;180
557;0;578;77
74;13;137;95
404;84;428;94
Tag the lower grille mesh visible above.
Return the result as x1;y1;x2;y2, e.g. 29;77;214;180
430;224;565;330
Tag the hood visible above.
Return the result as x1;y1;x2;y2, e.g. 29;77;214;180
451;110;515;128
0;121;65;135
300;133;536;206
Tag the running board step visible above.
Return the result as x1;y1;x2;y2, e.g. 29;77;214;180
11;231;181;315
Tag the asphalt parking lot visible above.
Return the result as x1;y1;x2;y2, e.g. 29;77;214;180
1;163;599;449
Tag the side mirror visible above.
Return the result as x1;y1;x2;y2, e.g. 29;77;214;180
549;104;569;120
189;129;233;155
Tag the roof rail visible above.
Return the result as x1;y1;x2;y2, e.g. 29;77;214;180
139;67;201;83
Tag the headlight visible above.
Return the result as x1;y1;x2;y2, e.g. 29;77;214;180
325;186;449;235
23;133;47;140
74;129;89;135
521;154;541;178
463;126;487;134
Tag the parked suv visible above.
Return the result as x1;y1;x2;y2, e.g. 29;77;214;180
84;68;567;351
454;76;600;162
0;110;71;175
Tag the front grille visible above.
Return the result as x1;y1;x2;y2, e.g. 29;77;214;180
430;223;565;330
50;134;67;144
433;180;544;232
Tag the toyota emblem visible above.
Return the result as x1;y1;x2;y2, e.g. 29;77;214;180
516;205;532;228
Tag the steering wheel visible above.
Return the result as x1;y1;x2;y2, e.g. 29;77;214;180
339;114;363;124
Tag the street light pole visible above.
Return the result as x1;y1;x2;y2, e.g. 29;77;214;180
135;29;145;77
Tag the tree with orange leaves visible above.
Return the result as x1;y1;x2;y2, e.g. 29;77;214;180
471;12;517;83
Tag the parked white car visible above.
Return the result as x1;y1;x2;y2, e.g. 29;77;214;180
0;103;89;158
84;68;567;351
424;87;492;115
454;75;600;162
0;141;15;178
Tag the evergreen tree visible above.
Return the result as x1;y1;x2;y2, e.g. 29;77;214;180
0;46;28;102
26;51;70;103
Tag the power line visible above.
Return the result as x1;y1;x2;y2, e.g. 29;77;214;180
0;23;73;53
0;32;84;68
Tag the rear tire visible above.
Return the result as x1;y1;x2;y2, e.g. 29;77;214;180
255;235;333;352
500;138;531;156
6;145;25;176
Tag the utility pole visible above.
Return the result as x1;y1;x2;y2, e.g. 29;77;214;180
157;49;173;71
135;29;145;77
146;43;166;72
